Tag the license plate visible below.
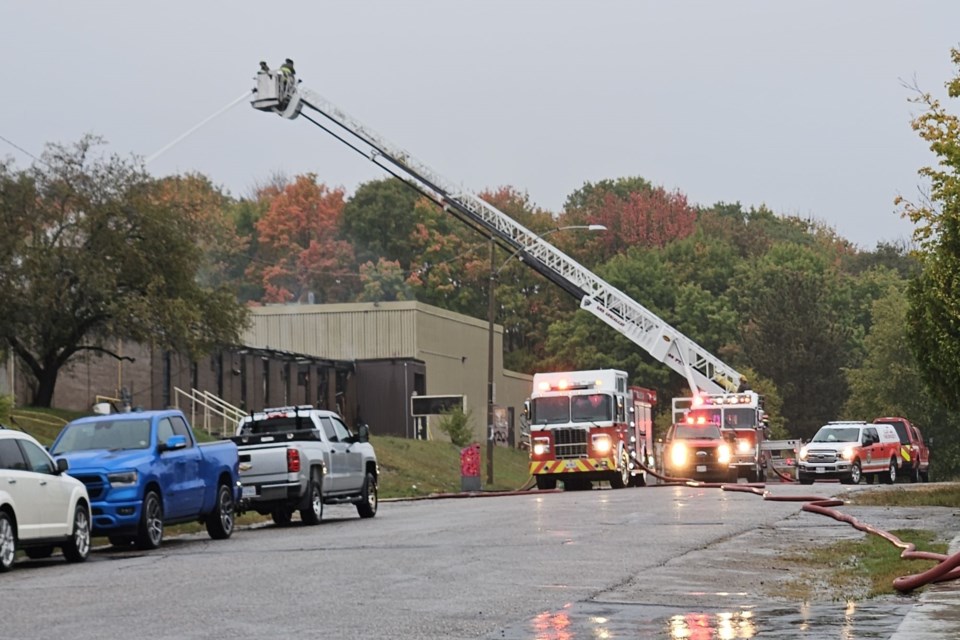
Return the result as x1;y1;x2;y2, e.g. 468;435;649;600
816;467;825;474
242;485;257;498
696;465;707;473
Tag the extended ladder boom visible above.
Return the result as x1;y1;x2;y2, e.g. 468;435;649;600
251;70;741;394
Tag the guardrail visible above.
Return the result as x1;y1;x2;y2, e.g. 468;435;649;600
173;387;245;438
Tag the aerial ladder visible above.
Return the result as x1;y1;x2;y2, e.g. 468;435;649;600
250;65;741;396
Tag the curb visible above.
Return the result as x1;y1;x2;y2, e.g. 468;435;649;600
890;532;960;639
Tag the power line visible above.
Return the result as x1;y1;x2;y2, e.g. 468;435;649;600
0;134;41;164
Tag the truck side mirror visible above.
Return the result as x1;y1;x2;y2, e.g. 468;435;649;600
520;401;530;428
161;435;188;451
357;423;370;442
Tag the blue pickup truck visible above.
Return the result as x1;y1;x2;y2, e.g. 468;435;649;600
50;409;241;550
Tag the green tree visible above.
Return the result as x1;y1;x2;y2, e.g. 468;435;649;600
437;406;474;448
898;48;960;411
0;137;248;406
844;285;960;477
341;178;422;267
732;243;853;439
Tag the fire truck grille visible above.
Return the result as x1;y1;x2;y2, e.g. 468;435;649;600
553;428;588;459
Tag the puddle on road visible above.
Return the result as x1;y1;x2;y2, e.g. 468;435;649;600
491;599;912;639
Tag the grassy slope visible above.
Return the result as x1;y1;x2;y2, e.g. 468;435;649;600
6;407;533;499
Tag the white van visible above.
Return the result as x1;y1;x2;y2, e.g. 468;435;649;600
797;421;901;485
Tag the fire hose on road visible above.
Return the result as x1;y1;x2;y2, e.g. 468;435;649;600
641;463;960;593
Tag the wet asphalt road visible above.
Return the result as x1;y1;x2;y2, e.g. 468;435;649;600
0;482;954;639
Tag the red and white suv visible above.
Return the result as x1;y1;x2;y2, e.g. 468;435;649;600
798;421;901;485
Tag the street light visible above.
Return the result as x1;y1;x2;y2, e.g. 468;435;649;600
486;224;607;485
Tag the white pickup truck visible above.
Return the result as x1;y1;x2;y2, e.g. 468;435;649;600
230;406;378;525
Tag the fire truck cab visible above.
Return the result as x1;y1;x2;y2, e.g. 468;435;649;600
525;370;654;491
672;392;767;482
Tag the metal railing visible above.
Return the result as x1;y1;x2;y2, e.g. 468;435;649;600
173;387;246;438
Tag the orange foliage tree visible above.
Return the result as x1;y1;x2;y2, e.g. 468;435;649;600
248;174;356;303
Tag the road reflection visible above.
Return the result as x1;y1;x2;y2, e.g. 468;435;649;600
667;610;756;639
517;599;903;640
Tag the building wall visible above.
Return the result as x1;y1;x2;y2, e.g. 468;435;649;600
244;301;532;446
9;301;532;447
355;359;426;438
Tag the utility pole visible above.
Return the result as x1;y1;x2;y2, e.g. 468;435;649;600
486;237;496;485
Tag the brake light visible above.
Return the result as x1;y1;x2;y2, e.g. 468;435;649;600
287;448;301;473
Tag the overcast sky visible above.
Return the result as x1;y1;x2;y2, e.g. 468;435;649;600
3;1;959;248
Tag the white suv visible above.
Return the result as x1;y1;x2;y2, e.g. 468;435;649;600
0;427;91;571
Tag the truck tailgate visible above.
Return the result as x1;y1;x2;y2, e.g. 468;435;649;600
237;443;295;487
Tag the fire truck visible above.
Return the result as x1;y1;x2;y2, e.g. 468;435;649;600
672;392;767;482
524;370;655;490
250;64;756;474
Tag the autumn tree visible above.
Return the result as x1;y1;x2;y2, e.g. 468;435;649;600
0;136;248;406
898;47;960;411
249;174;355;303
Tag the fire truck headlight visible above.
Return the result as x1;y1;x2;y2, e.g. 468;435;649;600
532;438;549;456
592;435;612;455
841;446;855;461
717;444;732;464
670;443;687;466
737;439;750;454
799;446;809;461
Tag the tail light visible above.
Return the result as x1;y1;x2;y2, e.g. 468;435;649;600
287;448;301;473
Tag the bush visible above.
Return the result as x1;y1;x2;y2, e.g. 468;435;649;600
437;406;474;448
0;395;11;425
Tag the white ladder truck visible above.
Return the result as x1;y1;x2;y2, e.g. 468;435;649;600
250;64;753;480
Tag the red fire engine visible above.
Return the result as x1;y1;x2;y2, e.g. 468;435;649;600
525;369;656;490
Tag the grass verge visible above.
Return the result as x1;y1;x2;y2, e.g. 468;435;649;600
781;528;948;600
845;483;960;508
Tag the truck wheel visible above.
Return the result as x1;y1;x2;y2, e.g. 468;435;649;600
844;461;862;485
25;546;54;559
300;481;323;526
610;451;630;489
62;502;91;563
271;509;293;527
535;476;557;490
205;483;235;540
136;491;164;550
920;469;930;482
0;512;15;572
909;466;920;483
356;472;378;519
882;458;897;485
798;474;814;485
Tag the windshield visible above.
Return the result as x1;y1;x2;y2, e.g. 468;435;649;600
811;427;861;443
571;394;612;422
673;424;723;440
52;419;151;454
530;397;569;425
723;407;758;428
684;408;721;426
